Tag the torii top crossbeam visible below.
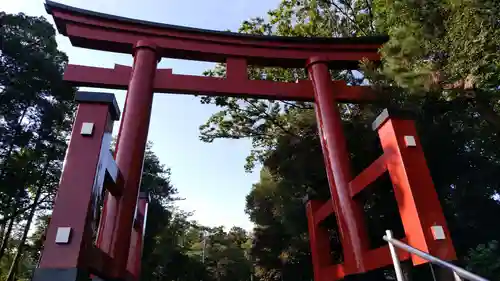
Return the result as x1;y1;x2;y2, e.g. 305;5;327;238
45;1;388;102
45;1;386;68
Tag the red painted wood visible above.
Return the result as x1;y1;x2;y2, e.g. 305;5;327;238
46;3;385;68
88;246;113;277
363;244;410;271
63;64;380;103
126;230;139;278
109;41;159;278
323;264;346;281
348;154;387;198
126;197;147;278
307;58;370;273
95;191;116;258
63;23;379;67
96;61;137;263
226;58;248;81
50;9;383;51
306;201;333;281
38;103;112;269
378;118;457;265
312;199;334;225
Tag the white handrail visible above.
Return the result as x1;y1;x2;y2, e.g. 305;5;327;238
383;230;489;281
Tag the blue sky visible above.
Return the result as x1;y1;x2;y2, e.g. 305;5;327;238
4;0;281;230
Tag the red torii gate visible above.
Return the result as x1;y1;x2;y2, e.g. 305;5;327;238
33;1;456;281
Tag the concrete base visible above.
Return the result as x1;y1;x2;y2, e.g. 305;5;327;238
31;267;88;281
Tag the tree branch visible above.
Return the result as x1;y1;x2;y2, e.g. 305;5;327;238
280;100;313;109
322;0;368;35
364;0;375;32
342;0;358;19
0;194;51;224
245;101;299;138
216;132;272;140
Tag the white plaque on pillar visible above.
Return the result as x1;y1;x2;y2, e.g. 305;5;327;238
404;135;416;147
431;225;446;240
55;227;72;244
81;122;94;136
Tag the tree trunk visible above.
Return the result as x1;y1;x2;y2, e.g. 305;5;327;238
6;184;43;281
0;196;49;225
0;104;30;179
0;223;5;245
6;161;50;281
0;217;15;261
0;187;24;262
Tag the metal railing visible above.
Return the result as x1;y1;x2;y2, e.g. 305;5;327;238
383;230;490;281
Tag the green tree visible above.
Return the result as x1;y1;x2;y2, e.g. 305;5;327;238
198;1;500;281
465;240;500;278
0;11;74;279
370;0;500;127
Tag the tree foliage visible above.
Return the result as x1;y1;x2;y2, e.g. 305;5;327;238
198;1;500;281
0;11;75;280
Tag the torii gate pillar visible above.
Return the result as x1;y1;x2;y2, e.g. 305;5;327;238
307;57;369;272
97;40;159;278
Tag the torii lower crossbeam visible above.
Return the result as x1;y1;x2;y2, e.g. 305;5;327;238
63;63;378;103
